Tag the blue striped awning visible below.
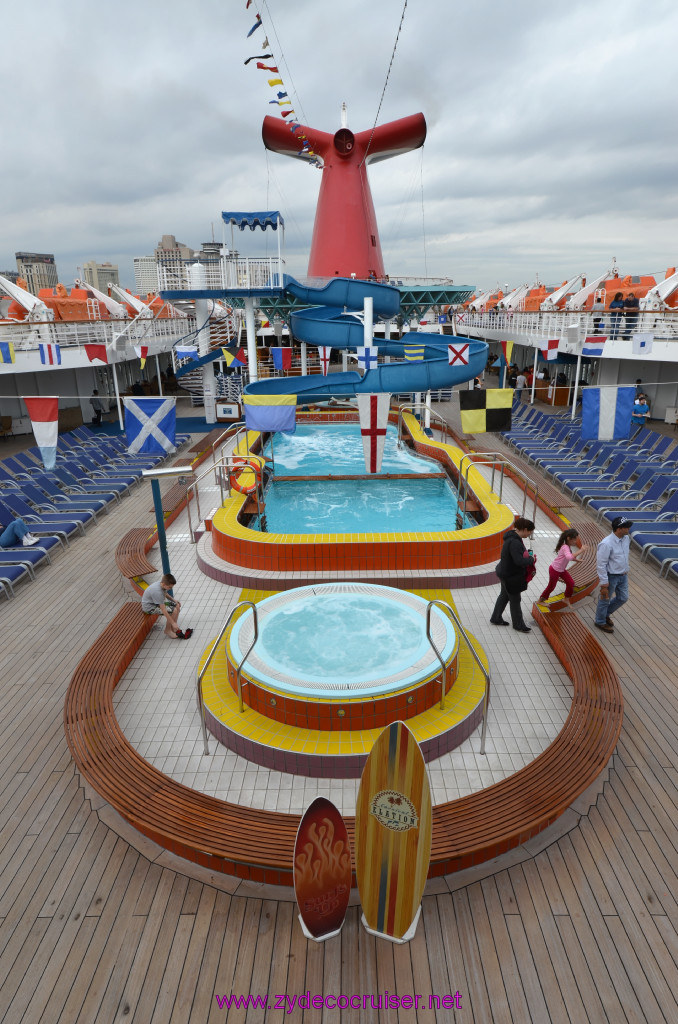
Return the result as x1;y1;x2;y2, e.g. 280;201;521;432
221;211;284;231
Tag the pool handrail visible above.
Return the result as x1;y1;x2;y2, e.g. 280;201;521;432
457;452;538;522
196;600;259;754
426;599;491;754
397;403;451;447
186;451;267;542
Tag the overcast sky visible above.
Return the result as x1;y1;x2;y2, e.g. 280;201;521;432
1;0;676;294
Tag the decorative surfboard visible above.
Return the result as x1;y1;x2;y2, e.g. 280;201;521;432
293;797;352;942
354;721;432;943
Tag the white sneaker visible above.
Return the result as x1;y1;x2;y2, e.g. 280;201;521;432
23;533;40;546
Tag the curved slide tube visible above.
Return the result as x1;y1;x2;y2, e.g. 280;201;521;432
244;276;487;400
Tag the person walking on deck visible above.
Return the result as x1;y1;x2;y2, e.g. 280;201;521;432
539;528;586;606
594;517;632;633
490;517;536;632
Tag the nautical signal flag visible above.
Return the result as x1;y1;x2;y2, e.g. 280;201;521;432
459;389;513;434
356;393;389;474
500;340;514;364
271;347;292;372
632;332;654;355
84;344;108;365
22;395;58;470
222;347;245;367
124;397;177;456
357;346;378;370
243;394;297;434
317;346;332;375
134;345;149;369
581;386;634;441
582;336;607;357
540;339;560;361
175;345;198;361
39;343;61;365
0;341;15;364
448;343;469;365
404;342;425;361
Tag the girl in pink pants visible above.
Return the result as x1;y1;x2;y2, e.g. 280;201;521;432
539;528;586;606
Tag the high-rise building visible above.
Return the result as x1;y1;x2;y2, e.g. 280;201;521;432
15;252;58;295
153;235;194;292
133;256;158;295
82;260;119;293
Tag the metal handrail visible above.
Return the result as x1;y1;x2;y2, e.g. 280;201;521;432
457;452;538;522
187;448;269;541
397;403;450;447
426;599;491;754
196;600;259;754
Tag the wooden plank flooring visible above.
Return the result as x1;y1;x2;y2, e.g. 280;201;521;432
1;439;678;1021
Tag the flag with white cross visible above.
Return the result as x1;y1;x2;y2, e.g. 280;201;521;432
124;397;177;455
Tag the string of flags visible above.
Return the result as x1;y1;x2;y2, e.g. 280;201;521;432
243;3;318;165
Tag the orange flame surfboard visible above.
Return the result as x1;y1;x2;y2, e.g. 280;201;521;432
293;797;352;941
355;721;432;942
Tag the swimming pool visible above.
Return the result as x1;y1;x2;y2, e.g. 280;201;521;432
264;422;436;475
254;477;469;534
253;422;471;534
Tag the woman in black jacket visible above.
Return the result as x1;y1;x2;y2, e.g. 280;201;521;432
490;517;536;632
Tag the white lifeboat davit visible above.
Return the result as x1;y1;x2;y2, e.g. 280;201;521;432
0;273;53;321
641;268;678;310
540;273;585;311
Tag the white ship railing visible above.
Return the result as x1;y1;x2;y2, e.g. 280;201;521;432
0;316;195;352
157;255;285;293
454;308;678;341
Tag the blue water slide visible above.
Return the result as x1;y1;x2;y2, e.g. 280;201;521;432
243;276;487;400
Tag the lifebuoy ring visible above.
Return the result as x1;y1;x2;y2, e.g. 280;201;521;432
229;457;262;495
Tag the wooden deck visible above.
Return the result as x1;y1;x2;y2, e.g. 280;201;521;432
2;440;678;1020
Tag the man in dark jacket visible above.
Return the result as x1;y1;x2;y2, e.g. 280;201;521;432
490;517;536;632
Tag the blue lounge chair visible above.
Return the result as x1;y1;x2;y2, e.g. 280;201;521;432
19;483;100;526
594;482;678;525
0;496;80;545
0;561;33;599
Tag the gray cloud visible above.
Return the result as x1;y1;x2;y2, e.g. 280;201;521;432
1;0;676;294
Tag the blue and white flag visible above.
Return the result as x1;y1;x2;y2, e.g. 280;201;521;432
124;397;176;455
632;332;654;355
582;335;607;357
175;345;198;361
39;342;61;365
356;346;378;370
581;386;635;441
243;394;296;433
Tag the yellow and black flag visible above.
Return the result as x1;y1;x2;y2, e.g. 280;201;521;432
459;388;513;433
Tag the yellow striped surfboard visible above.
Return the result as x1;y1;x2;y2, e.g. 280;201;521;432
354;721;432;942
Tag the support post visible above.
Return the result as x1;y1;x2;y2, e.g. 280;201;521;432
571;352;582;419
531;344;539;405
151;478;171;576
112;362;124;430
155;354;163;397
300;341;308;376
243;296;258;383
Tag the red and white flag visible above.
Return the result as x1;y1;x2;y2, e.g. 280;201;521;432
84;344;109;364
134;345;149;369
22;396;59;470
356;393;389;474
317;346;332;375
540;338;560;361
448;343;469;365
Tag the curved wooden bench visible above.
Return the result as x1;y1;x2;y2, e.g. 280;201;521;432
64;596;623;885
114;528;157;579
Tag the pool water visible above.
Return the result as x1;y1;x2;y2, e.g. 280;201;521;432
228;584;456;697
256;477;467;534
264;423;435;475
252;422;471;534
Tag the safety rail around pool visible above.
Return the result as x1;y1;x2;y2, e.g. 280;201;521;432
458;452;538;522
196;600;260;754
426;599;491;752
397;403;452;447
186;450;267;541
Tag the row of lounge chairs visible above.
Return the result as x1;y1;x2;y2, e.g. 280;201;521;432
0;424;190;599
504;406;678;579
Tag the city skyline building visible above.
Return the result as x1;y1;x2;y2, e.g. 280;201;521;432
82;260;119;293
15;251;59;295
